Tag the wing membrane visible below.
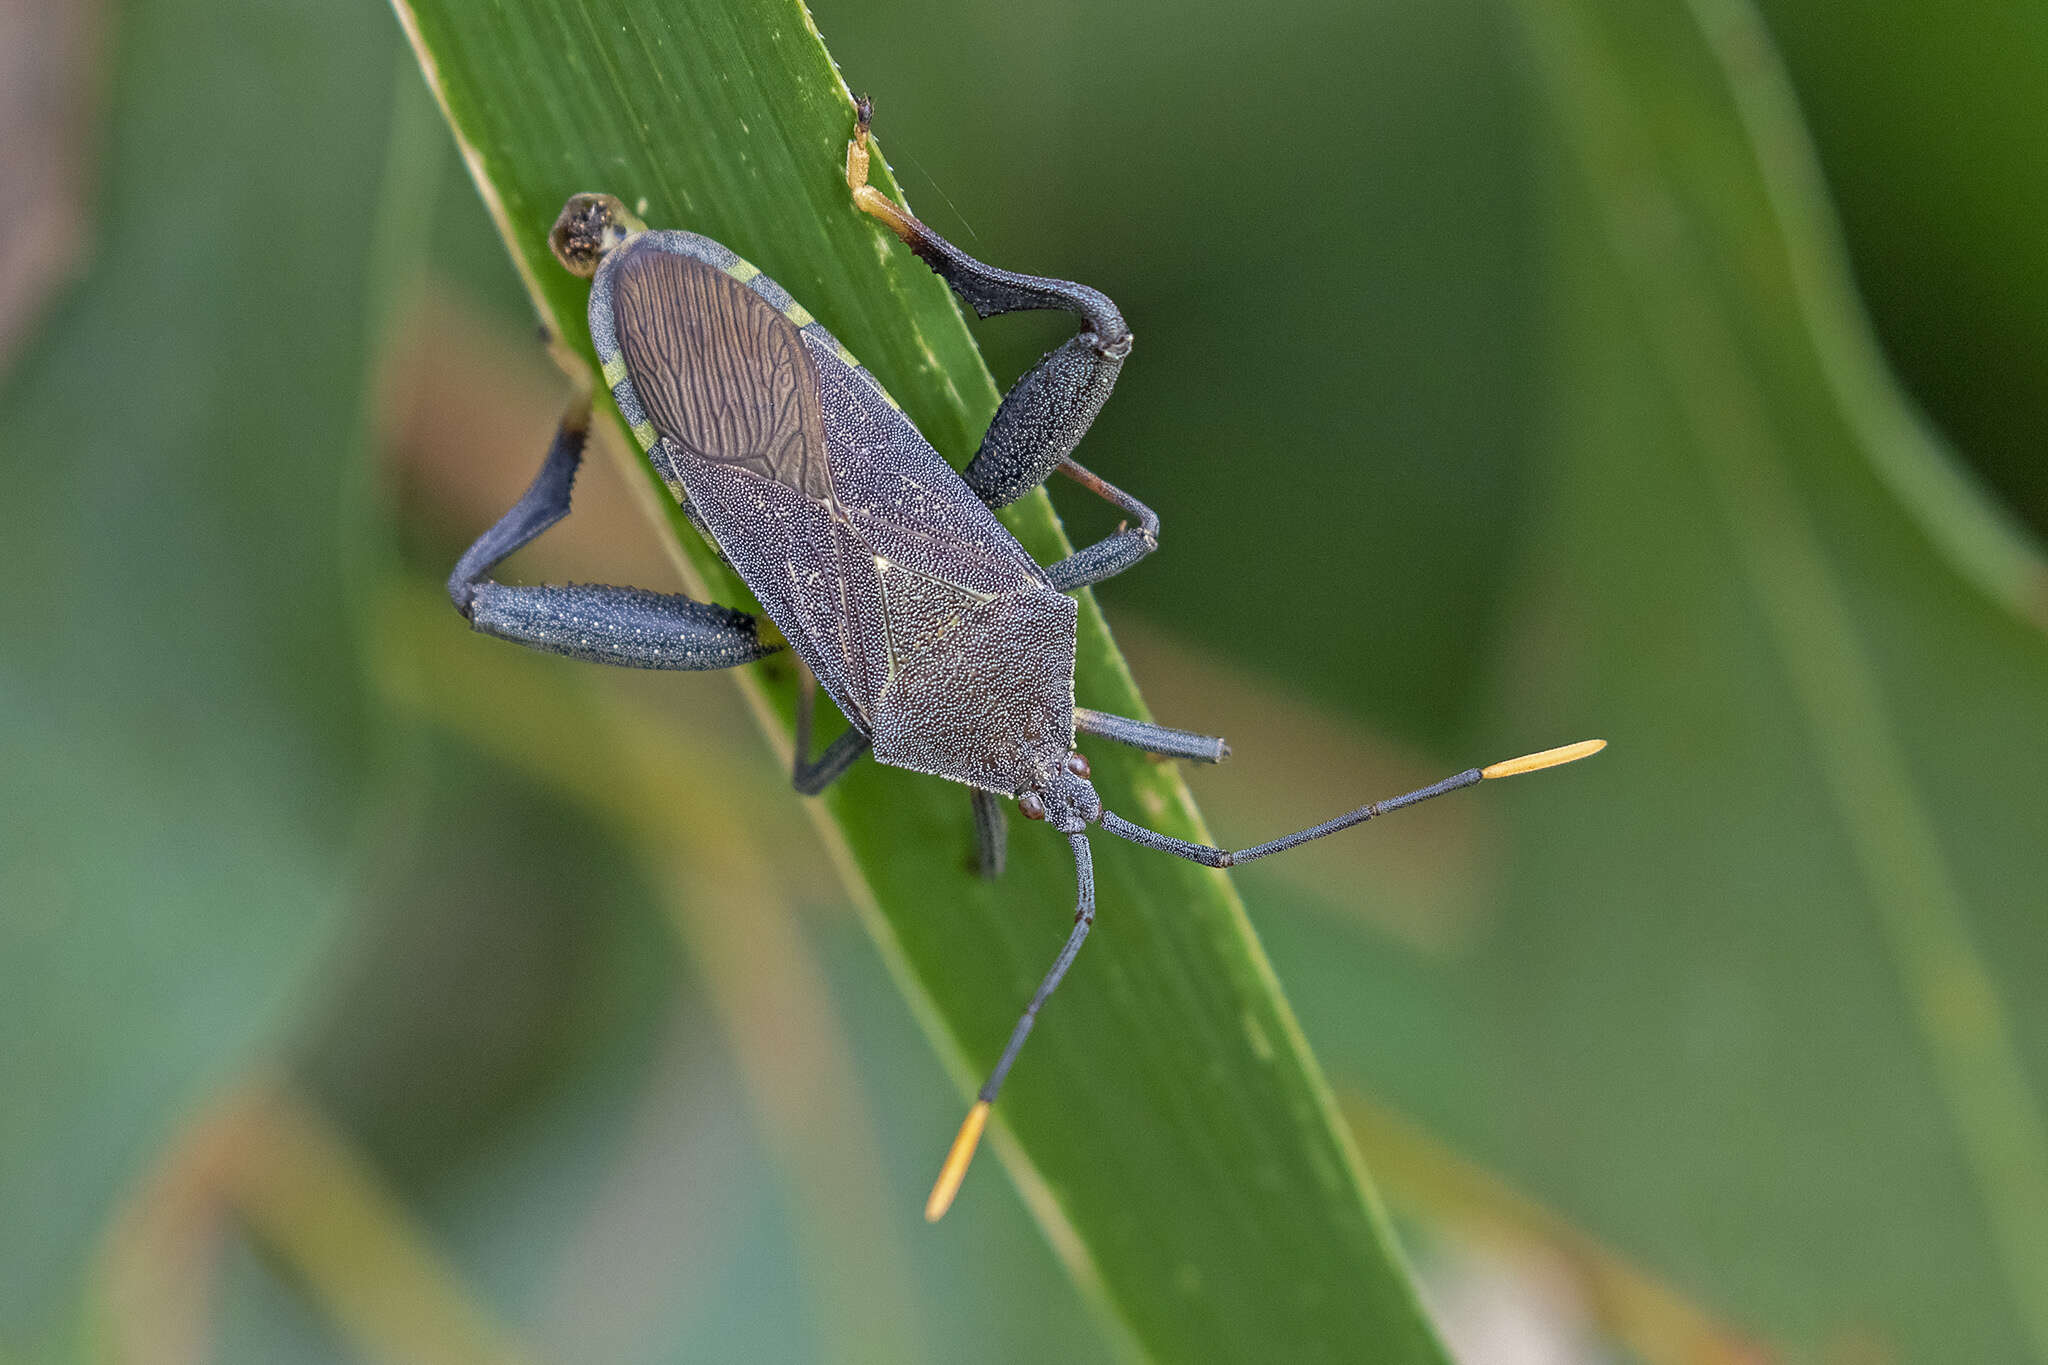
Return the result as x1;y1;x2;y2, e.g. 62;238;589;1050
613;250;833;502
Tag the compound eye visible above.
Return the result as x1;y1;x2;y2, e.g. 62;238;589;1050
1063;752;1091;779
1018;791;1047;820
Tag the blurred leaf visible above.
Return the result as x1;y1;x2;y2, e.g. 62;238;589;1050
1315;0;2048;1359
0;0;402;1349
0;0;97;371
104;1083;530;1365
1632;0;2048;627
393;0;1450;1358
1749;0;2048;536
1344;1095;1771;1365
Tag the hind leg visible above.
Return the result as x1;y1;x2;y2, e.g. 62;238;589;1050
847;102;1158;592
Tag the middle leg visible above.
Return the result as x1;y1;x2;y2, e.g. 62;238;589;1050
792;668;873;796
969;788;1008;880
1075;708;1230;765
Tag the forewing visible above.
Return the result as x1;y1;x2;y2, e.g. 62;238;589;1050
613;249;833;502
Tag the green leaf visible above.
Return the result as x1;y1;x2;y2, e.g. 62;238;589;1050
391;1;1451;1359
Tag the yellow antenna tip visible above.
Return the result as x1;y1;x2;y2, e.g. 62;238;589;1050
925;1100;991;1222
1481;738;1607;780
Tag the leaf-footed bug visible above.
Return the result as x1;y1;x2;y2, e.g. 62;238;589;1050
450;98;1603;1219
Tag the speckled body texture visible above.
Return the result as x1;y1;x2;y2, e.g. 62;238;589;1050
590;231;1079;797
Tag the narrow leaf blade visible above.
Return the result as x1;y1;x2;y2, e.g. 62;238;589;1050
393;0;1453;1358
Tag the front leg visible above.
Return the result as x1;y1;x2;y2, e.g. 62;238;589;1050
451;399;779;671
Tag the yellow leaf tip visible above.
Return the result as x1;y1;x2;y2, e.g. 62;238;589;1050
1481;738;1607;780
925;1100;990;1222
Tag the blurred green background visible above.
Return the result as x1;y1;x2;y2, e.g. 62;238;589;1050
3;0;2045;1360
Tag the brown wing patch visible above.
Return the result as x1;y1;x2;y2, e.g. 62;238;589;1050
613;249;832;502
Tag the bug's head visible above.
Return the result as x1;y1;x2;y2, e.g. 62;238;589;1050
549;193;646;278
1017;752;1100;834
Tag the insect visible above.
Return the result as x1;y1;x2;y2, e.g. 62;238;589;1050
450;100;1603;1220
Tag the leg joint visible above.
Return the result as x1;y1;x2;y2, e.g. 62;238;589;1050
1090;328;1133;361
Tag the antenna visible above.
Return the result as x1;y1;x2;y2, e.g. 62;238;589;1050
1099;740;1607;867
926;832;1094;1221
922;740;1604;1219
